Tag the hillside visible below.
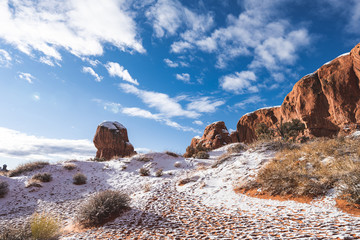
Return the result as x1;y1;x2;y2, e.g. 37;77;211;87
1;142;360;239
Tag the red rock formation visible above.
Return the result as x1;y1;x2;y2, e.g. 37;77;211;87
187;121;232;155
230;42;360;143
93;121;136;160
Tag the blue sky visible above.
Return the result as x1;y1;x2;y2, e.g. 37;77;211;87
0;0;359;168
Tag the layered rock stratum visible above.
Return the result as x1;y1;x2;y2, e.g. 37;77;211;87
93;121;135;159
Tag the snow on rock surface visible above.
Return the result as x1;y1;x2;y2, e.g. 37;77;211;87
1;146;360;239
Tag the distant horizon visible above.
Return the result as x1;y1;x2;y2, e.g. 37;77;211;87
1;0;360;168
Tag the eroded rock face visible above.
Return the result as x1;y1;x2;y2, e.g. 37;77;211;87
93;121;136;160
227;42;360;143
186;121;232;155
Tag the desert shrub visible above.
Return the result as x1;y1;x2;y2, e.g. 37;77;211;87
195;151;209;159
227;143;247;154
90;157;107;162
135;156;153;162
183;146;195;158
0;225;31;240
155;168;163;177
339;169;360;204
63;163;76;170
174;162;181;168
0;180;9;198
139;168;150;176
165;151;179;158
31;172;52;183
25;180;43;188
73;173;87;185
77;190;130;227
250;139;298;152
8;161;49;177
249;137;360;198
144;184;151;192
276;118;305;141
30;212;60;240
178;176;200;186
255;123;274;140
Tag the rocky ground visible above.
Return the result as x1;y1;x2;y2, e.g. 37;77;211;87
1;144;360;239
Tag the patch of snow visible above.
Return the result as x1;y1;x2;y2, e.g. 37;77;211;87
194;136;201;139
99;121;125;130
245;105;281;116
323;52;350;66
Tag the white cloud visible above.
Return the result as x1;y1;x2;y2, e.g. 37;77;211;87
193;120;203;125
145;0;183;38
146;0;214;53
176;73;190;83
105;62;139;85
33;94;40;101
164;58;179;68
0;127;95;166
93;99;121;114
220;71;258;94
19;72;35;84
82;66;103;82
0;49;11;67
187;97;225;113
0;0;144;63
122;107;160;120
119;83;200;118
234;95;264;109
39;56;56;66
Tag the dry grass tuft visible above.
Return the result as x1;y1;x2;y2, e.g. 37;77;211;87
139;167;150;176
0;180;9;198
0;225;32;240
178;176;200;186
155;168;163;177
30;212;61;240
227;143;247;153
247;137;360;200
31;172;52;183
25;179;43;188
195;151;209;159
134;155;153;162
8;161;49;177
212;152;232;168
165;151;179;157
63;163;77;170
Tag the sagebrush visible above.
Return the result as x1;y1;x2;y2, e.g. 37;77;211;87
0;180;9;198
73;173;87;185
31;172;52;182
77;190;130;227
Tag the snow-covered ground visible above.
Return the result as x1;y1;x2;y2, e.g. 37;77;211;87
1;144;360;239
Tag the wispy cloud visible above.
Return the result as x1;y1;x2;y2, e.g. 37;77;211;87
176;73;190;83
0;49;11;67
0;0;145;63
19;72;35;84
187;97;225;113
234;95;265;109
105;62;139;85
0;127;95;164
192;120;203;126
164;58;179;68
220;71;258;94
119;83;200;118
82;66;103;82
94;100;200;133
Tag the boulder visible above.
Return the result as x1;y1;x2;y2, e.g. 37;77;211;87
230;42;360;143
93;121;136;160
185;121;232;156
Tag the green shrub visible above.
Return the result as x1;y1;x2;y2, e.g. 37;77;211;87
31;173;52;183
255;123;274;140
276;118;305;141
183;146;195;158
0;180;9;198
30;212;60;240
73;173;87;185
196;151;209;159
8;161;49;177
139;168;150;176
77;190;130;227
